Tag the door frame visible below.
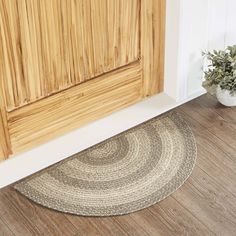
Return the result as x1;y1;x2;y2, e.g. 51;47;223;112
141;0;166;97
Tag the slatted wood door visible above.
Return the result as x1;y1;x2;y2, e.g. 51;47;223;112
0;0;165;160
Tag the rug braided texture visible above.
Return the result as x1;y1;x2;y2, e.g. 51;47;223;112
14;111;197;216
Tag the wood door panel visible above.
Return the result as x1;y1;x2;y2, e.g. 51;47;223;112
0;0;166;160
0;0;140;111
8;61;142;154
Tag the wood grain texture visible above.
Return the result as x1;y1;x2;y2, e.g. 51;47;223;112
6;188;78;236
0;0;166;159
0;95;236;235
179;95;236;151
173;166;236;236
0;188;78;236
0;111;7;160
141;0;166;97
67;215;129;236
0;0;140;111
0;76;11;160
0;217;14;236
8;61;142;154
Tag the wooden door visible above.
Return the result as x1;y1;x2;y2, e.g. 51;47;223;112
0;0;165;160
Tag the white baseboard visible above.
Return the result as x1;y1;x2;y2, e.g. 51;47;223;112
0;89;205;188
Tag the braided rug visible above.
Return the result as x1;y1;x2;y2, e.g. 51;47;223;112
14;111;197;216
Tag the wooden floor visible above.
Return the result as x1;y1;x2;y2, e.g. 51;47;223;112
0;94;236;236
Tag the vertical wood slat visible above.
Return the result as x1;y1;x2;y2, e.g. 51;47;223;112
0;24;12;160
141;0;166;97
0;80;11;161
0;0;140;112
0;109;10;160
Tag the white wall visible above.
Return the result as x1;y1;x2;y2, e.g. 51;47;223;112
225;0;236;46
178;0;236;98
164;0;180;99
182;0;209;97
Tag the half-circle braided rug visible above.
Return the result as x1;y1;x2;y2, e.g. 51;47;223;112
14;112;197;216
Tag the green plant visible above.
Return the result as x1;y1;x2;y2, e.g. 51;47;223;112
202;45;236;95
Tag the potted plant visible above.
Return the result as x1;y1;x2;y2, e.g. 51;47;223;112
202;45;236;107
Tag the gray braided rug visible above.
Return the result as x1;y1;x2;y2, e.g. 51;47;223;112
14;111;197;216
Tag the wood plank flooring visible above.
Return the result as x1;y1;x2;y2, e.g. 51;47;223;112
0;94;236;236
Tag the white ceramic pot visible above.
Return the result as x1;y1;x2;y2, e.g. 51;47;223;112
216;86;236;107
